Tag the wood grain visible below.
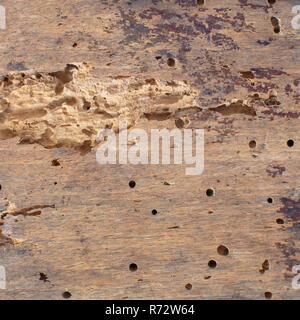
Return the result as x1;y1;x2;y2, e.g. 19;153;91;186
0;0;299;299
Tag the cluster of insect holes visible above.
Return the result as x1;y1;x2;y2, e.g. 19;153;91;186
248;136;294;299
46;137;292;297
128;179;229;292
250;138;294;228
249;136;294;220
126;137;294;299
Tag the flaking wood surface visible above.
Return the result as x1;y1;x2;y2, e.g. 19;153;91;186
0;0;299;299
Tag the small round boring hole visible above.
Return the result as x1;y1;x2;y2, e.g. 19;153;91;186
152;209;158;215
287;139;294;147
208;260;217;268
62;291;72;299
129;180;136;188
206;188;214;197
271;17;280;33
197;0;205;5
276;218;284;224
267;197;273;204
217;245;229;256
185;283;192;290
271;16;279;26
167;57;175;67
273;26;280;33
249;140;256;148
51;159;60;166
175;118;185;129
129;263;138;272
264;291;272;299
268;0;276;4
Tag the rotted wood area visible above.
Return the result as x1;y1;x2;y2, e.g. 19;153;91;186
0;0;299;299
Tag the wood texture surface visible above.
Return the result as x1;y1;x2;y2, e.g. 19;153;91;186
0;0;299;299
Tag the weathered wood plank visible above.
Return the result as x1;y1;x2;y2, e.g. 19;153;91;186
0;0;299;299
